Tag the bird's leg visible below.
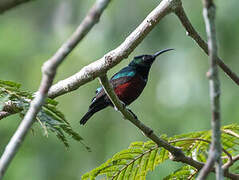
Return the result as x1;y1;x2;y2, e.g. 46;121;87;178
113;100;138;120
113;106;119;111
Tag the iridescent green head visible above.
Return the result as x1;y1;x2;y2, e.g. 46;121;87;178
129;48;174;68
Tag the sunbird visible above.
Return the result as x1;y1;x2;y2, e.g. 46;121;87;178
80;48;173;125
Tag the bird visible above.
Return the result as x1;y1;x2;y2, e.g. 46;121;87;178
80;48;174;125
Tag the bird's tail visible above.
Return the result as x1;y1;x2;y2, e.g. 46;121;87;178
80;109;95;125
80;103;108;125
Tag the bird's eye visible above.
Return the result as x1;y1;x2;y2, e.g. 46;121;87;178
143;56;148;61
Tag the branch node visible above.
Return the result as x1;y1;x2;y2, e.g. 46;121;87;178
169;0;182;12
206;70;213;79
42;61;56;77
104;53;115;66
169;147;184;161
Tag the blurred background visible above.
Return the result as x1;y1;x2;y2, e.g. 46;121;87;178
1;0;239;179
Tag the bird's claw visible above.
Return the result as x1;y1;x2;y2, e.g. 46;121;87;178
114;106;119;111
120;101;126;109
114;101;126;111
127;108;138;119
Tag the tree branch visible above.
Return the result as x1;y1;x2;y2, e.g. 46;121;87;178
0;0;33;14
99;74;239;179
223;154;239;171
0;0;111;179
174;3;239;86
47;0;180;99
99;74;203;167
197;1;223;179
42;0;111;70
0;41;61;180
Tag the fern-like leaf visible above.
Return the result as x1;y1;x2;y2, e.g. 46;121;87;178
0;80;87;149
164;166;197;180
83;124;239;179
82;141;163;180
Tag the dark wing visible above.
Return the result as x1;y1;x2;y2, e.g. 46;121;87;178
94;66;136;95
91;66;136;104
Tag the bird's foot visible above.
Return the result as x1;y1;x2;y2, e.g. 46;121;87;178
127;108;138;120
120;101;126;109
114;106;119;111
114;101;126;111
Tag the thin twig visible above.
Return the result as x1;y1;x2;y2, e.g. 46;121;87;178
0;0;111;179
222;129;239;139
169;138;232;162
197;1;223;180
174;3;239;86
223;154;239;171
0;0;33;14
188;169;198;180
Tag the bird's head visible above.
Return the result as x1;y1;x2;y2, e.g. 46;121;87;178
129;48;174;68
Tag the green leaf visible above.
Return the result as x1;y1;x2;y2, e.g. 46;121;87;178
0;79;87;149
164;166;197;180
83;124;239;179
0;80;21;89
82;141;159;180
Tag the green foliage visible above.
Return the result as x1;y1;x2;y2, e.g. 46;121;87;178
164;166;197;180
82;124;239;179
82;141;161;180
0;80;88;149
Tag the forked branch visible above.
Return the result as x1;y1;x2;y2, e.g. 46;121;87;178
174;4;239;86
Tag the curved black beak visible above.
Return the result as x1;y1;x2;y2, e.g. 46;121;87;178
153;48;174;58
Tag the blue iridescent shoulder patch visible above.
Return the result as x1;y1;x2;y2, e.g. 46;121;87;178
111;71;136;80
95;86;102;94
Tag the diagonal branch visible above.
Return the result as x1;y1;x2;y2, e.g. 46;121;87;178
99;74;203;167
47;0;179;99
0;34;63;180
174;3;239;86
197;0;223;179
43;0;111;68
99;74;239;179
0;0;33;14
